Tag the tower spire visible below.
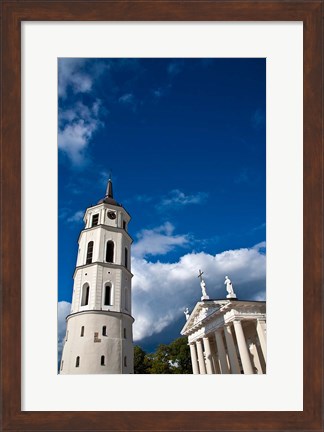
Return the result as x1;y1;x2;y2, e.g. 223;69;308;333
98;172;120;206
106;176;113;199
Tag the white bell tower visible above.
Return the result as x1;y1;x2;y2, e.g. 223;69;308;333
60;178;134;374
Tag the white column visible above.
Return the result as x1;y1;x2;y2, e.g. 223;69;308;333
214;330;229;374
203;337;214;374
196;339;206;374
256;319;267;361
189;343;199;375
233;320;254;374
224;324;241;374
210;341;220;374
196;339;206;375
248;341;263;374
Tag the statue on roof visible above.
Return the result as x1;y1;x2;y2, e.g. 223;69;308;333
184;308;190;320
198;269;209;300
224;276;237;299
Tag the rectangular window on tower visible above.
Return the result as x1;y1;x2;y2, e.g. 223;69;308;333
91;214;99;227
86;242;94;265
124;248;128;269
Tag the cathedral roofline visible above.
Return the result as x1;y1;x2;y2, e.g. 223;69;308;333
181;299;266;335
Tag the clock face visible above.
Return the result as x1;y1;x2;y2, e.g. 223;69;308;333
107;211;116;220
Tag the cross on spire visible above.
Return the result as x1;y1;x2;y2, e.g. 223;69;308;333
197;269;204;282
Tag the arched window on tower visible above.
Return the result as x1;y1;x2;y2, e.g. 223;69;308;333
105;241;114;263
124;247;128;269
81;284;90;306
104;284;112;306
86;241;94;264
101;355;105;366
75;356;80;367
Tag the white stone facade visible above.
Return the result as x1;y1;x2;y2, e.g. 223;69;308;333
181;300;266;374
60;185;134;374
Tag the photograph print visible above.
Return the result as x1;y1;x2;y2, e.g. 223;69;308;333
58;58;266;374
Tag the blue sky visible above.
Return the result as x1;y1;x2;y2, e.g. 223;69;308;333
58;58;266;354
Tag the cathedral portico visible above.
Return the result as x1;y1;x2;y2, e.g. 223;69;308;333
181;274;266;375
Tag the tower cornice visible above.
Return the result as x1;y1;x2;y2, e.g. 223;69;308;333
78;224;133;244
66;309;135;324
85;202;131;220
73;261;134;279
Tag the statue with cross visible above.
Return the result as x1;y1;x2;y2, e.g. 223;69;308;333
198;269;209;300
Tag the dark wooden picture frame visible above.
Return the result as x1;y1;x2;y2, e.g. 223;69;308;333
1;1;323;431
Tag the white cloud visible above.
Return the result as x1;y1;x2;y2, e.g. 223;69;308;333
234;169;249;184
132;243;266;341
58;59;92;98
251;108;265;130
118;93;134;104
152;84;172;99
153;88;163;98
67;210;84;223
252;241;266;250
118;93;140;112
158;189;208;209
57;301;71;359
132;222;190;259
58;100;102;166
57;242;266;354
252;223;266;232
167;60;184;77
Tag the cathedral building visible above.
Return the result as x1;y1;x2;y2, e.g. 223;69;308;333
60;178;134;374
181;274;266;374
